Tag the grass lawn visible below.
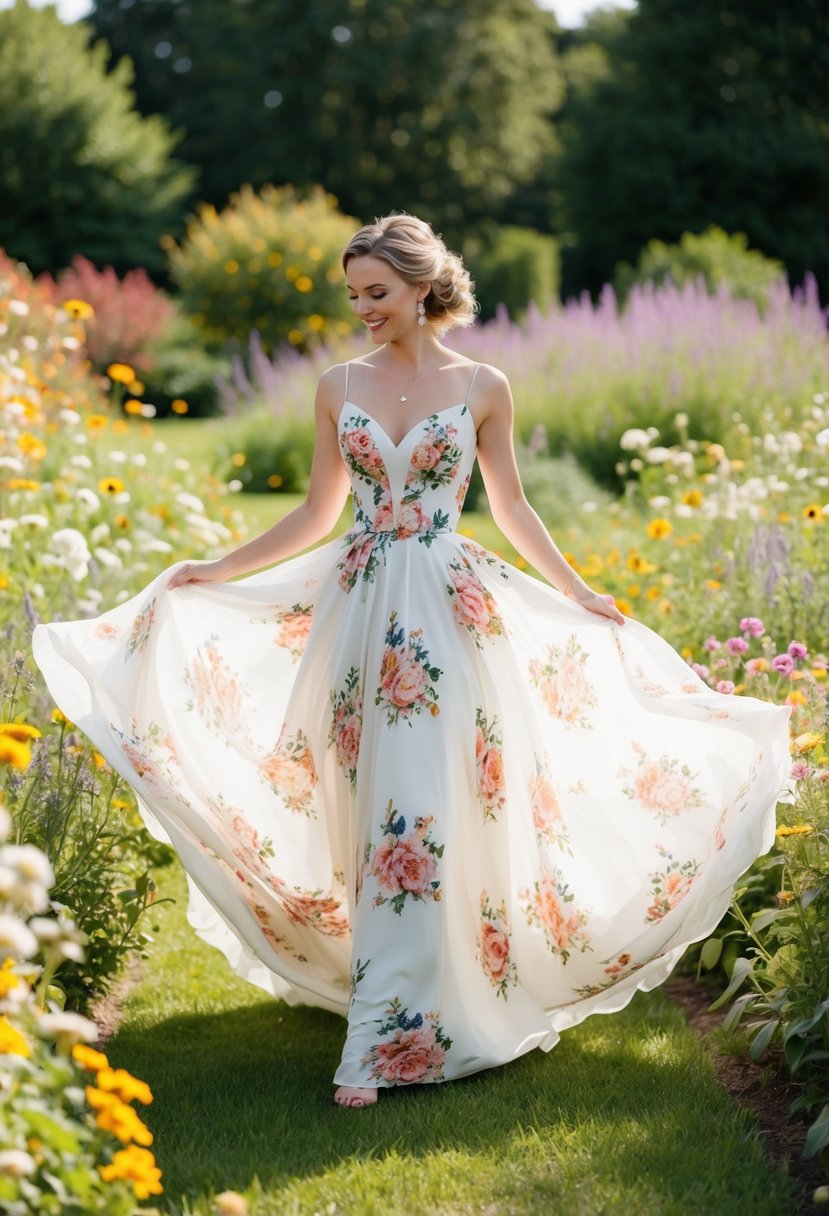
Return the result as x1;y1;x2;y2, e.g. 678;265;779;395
105;863;799;1216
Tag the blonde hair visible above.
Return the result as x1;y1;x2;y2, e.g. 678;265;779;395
342;212;478;334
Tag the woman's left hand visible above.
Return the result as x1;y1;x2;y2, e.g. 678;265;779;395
568;581;626;625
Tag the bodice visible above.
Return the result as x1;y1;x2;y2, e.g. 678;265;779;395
337;401;477;543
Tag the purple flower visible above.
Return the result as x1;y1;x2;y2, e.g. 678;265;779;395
772;653;795;676
739;617;765;637
703;636;722;651
691;662;709;679
726;636;749;655
787;640;809;661
790;762;809;780
716;680;735;695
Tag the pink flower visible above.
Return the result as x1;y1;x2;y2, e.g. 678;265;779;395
410;441;443;471
480;921;511;984
336;715;361;770
739;617;765;637
635;762;695;816
690;662;709;679
380;650;428;707
726;636;748;655
787;640;809;661
344;428;385;478
396;501;430;538
478;745;505;801
373;500;394;531
371;836;436;896
745;658;767;676
772;653;794;676
790;761;809;780
703;636;721;651
716;680;735;694
449;568;493;632
373;1025;444;1082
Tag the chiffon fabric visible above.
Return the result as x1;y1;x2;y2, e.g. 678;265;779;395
32;361;792;1089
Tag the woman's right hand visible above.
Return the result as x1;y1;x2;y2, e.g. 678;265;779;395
166;558;233;590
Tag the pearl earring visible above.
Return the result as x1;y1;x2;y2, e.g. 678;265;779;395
417;299;426;327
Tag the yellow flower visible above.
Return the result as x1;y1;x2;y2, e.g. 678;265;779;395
224;260;239;274
72;1043;109;1072
0;1015;31;1057
231;452;246;467
645;585;661;601
106;363;135;384
681;489;704;508
792;732;823;754
646;518;673;540
62;298;94;320
171;398;189;414
812;668;827;681
16;433;47;461
777;890;794;903
4;478;40;491
0;958;19;998
775;824;813;837
96;1065;153;1105
124;399;143;415
626;584;641;598
778;511;791;523
267;473;283;489
307;314;325;331
98;1145;163;1200
295;275;314;293
287;328;304;345
680;646;694;659
705;579;722;591
658;598;673;615
0;722;41;743
86;414;109;430
616;599;634;616
785;691;807;706
93;1096;154;1145
98;477;125;495
803;503;823;521
0;735;32;768
130;380;145;396
114;514;130;529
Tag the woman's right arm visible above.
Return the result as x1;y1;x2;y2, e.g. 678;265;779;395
166;366;351;588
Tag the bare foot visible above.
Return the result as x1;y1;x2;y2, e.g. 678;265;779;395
334;1085;378;1108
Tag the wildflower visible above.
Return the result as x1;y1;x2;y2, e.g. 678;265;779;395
0;915;38;958
772;654;795;677
716;680;735;695
787;640;808;661
61;299;94;320
792;732;823;754
703;636;722;651
99;1145;163;1199
803;503;823;521
0;1015;31;1057
0;735;32;768
705;580;722;591
124;399;143;415
0;957;19;998
86;414;109;430
681;490;704;508
646;518;672;540
691;663;709;679
0;1149;37;1177
171;398;188;414
739;617;765;637
38;1011;97;1048
4;478;40;491
775;824;813;837
745;658;768;675
96;1065;153;1105
107;363;135;384
72;1043;109;1072
785;691;807;706
0;722;41;744
619;428;651;450
790;762;809;780
98;477;125;495
91;1092;154;1145
726;637;749;655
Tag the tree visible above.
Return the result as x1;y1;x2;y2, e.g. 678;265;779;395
0;0;196;276
555;0;829;297
88;0;563;238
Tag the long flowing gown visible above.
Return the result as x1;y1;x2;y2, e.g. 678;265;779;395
31;361;792;1089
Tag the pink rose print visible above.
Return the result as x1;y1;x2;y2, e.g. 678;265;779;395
520;865;592;962
528;635;597;729
645;847;700;923
272;604;313;661
342;424;386;481
403;417;462;492
328;666;363;791
574;951;647;999
529;755;570;849
446;558;507;649
477;891;518;999
474;707;506;820
361;997;452;1084
126;595;157;659
259;725;319;815
396;500;432;539
620;742;706;824
375;610;442;726
367;799;443;914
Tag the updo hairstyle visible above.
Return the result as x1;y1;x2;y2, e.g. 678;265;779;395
342;212;479;334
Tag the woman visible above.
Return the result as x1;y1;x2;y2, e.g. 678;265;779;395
33;213;791;1110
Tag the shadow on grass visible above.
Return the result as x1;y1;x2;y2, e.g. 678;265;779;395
108;990;795;1214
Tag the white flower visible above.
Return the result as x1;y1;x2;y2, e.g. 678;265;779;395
173;457;191;471
18;515;49;528
130;452;147;467
89;522;110;545
49;528;92;581
58;408;81;426
582;501;597;513
0;804;10;842
93;546;122;569
0;1150;37;1178
37;1010;98;1046
21;335;38;352
69;453;92;468
177;491;205;513
0;456;24;472
0;914;38;959
151;440;167;454
109;450;128;464
63;335;81;350
76;487;101;511
8;300;29;317
227;479;243;492
780;431;803;454
762;433;779;454
0;845;55;889
674;412;689;428
619;428;650;451
816;427;829;450
674;504;693;518
113;538;133;554
140;403;157;418
644;446;673;464
72;432;88;444
113;491;131;504
648;495;671;509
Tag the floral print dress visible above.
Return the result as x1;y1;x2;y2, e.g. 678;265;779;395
32;361;792;1090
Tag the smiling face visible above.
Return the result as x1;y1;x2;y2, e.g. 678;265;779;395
346;254;427;343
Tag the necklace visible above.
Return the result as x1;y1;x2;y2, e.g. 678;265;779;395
398;372;417;402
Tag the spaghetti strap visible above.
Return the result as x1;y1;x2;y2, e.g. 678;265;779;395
464;363;480;404
343;361;350;404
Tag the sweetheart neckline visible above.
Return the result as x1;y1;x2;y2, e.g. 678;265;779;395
339;400;471;452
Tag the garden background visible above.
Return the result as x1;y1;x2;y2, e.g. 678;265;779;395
0;0;828;1212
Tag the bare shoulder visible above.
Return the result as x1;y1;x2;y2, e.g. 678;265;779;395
468;362;512;429
315;362;352;427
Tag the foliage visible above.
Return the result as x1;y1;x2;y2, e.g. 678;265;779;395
38;256;177;372
464;225;560;322
88;0;563;237
138;312;232;420
167;183;361;355
0;802;164;1214
614;227;787;313
555;0;829;298
0;1;195;277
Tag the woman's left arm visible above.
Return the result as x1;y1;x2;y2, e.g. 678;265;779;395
474;366;625;625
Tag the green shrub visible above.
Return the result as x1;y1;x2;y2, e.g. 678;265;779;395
142;312;232;419
168;183;361;355
464;225;560;322
212;403;316;494
614;226;787;313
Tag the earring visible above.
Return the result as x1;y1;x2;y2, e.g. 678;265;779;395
417;299;426;327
